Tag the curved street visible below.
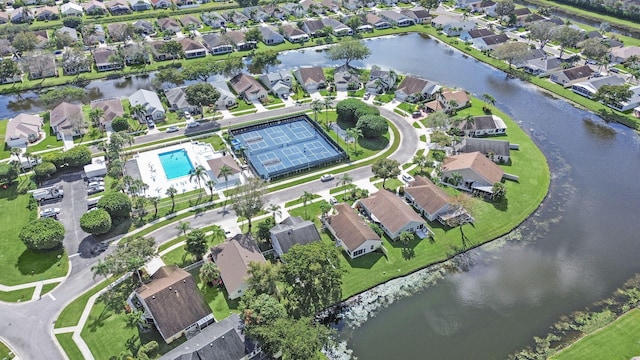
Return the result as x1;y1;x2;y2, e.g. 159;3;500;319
0;102;420;360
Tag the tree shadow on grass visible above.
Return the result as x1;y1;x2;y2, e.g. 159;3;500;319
492;197;508;212
16;247;65;276
0;183;19;201
341;250;383;269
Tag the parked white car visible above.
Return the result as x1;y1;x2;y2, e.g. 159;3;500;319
40;207;61;218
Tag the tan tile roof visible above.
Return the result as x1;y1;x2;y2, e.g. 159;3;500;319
442;90;470;105
91;98;124;125
296;66;325;86
5;113;42;144
229;73;266;97
359;189;425;235
405;176;452;216
135;266;212;341
206;155;241;178
328;203;380;251
179;37;205;51
50;102;82;128
211;234;266;295
397;76;429;95
443;151;504;184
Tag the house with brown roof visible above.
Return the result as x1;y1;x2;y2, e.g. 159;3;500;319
150;41;178;61
281;24;309;43
294;66;326;92
365;13;391;29
83;0;107;15
425;89;470;113
323;203;382;259
24;53;57;80
395;75;441;102
107;0;131;14
405;176;472;225
610;46;640;64
549;65;594;87
180;14;201;29
334;64;360;91
33;6;59;21
134;265;214;344
210;234;267;300
229;73;268;102
302;19;325;37
157;17;182;33
201;33;234;55
5;113;43;148
455;114;507;137
269;215;321;258
50;102;85;139
226;30;255;51
206;155;242;188
441;151;504;193
90;98;125;130
93;47;121;72
355;189;430;240
178;37;206;58
0;11;10;24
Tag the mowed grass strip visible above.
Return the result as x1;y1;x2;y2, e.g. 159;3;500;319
55;333;83;360
551;309;640;360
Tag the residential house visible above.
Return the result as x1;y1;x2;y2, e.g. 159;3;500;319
201;12;226;28
259;70;292;97
460;28;494;42
405;176;471;225
134;265;214;344
395;75;440;102
610;46;640;64
133;20;154;35
455;0;480;10
93;47;121;71
365;13;391;29
150;41;176;61
323;203;382;259
334;64;360;91
281;24;309;43
513;48;547;68
441;151;505;194
107;0;131;14
609;86;640;112
50;102;85;139
61;48;91;75
201;33;234;55
401;8;430;24
107;23;130;42
84;24;106;45
179;37;206;58
90;97;125;130
56;26;79;42
226;30;255;51
366;66;397;94
634;106;640;118
549;65;594;86
60;2;83;16
342;0;361;11
122;43;150;65
294;66;326;92
0;55;20;83
33;6;59;21
151;0;173;8
158;17;182;34
0;11;10;24
24;54;57;80
206;155;242;187
319;0;340;12
571;74;626;99
379;10;415;27
425;89;470;113
300;0;326;14
242;6;268;22
221;10;249;26
270;216;321;258
516;12;544;27
164;87;198;113
456;137;511;163
129;89;166;121
431;15;467;29
259;26;285;45
210;80;237;109
321;17;353;36
229;73;268;101
83;0;107;15
442;20;475;37
210;234;267;300
4;113;43;148
33;30;50;48
303;19;325;37
472;33;509;50
455;114;507;137
281;3;305;18
10;8;33;23
356;189;430;240
262;3;288;20
180;14;201;29
158;314;261;360
523;57;563;76
471;0;496;14
129;0;152;11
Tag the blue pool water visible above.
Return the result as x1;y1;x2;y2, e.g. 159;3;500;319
158;149;194;180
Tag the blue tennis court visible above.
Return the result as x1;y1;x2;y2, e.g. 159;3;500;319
230;115;348;180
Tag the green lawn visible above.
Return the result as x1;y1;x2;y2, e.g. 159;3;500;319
551;309;640;360
0;340;15;359
161;233;226;268
188;267;239;321
55;333;83;360
0;182;69;286
41;282;60;296
55;277;116;329
0;287;34;302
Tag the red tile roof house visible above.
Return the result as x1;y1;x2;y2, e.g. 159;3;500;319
323;203;383;259
294;66;326;92
355;189;431;240
49;102;86;140
229;73;268;102
134;265;214;344
210;234;267;300
205;155;242;188
4;113;43;148
441;151;504;195
405;176;473;226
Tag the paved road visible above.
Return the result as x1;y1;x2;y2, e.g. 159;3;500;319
0;103;416;360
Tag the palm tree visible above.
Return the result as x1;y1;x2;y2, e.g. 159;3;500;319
268;203;281;222
148;196;160;218
448;99;459;115
10;147;22;177
165;186;177;212
199;261;221;287
210;224;226;244
176;221;191;237
130;104;146;121
300;191;314;219
311;99;324;123
340;173;353;198
218;165;234;188
319;200;332;219
189;165;208;199
481;93;496;106
89;108;105;128
205;180;215;201
412;153;430;175
345;127;362;154
322;97;333;125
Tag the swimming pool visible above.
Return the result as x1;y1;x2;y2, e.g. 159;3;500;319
158;149;195;180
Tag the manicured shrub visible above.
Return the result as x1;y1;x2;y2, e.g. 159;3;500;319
19;218;65;251
79;209;112;235
0;163;18;184
356;114;388;138
63;145;92;168
97;192;132;222
111;117;130;132
33;161;57;179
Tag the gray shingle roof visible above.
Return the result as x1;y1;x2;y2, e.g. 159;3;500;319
270;216;321;254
